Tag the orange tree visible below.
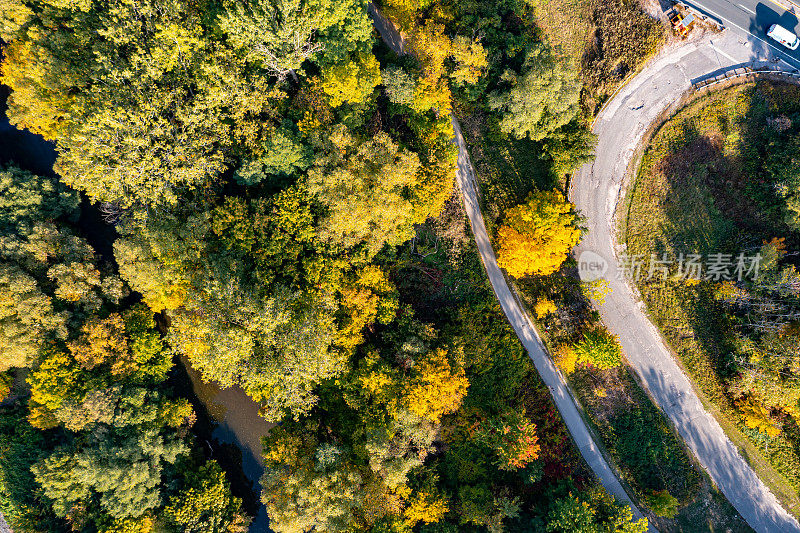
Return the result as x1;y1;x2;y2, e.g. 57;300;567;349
496;190;582;278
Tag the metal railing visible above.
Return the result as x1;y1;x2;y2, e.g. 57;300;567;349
692;66;800;90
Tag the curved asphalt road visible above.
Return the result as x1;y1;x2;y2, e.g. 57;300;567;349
369;5;652;527
570;29;800;533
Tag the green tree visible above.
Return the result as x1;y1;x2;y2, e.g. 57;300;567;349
234;125;311;185
0;263;67;370
0;404;65;531
262;423;366;533
164;460;251;533
574;328;623;370
32;429;189;520
218;0;373;77
114;192;368;422
489;44;581;141
0;165;78;232
382;65;417;106
307;129;422;255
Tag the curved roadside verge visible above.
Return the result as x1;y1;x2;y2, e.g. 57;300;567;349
570;30;800;533
369;5;650;527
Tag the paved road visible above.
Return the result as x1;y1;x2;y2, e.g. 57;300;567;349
686;0;800;67
369;5;652;528
570;29;800;533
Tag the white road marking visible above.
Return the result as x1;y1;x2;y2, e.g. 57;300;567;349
702;4;800;67
738;3;756;15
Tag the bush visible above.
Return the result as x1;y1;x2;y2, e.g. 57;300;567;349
574;328;622;369
553;345;578;375
534;298;557;318
644;490;679;518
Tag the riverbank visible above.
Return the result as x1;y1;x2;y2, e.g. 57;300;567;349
180;356;274;532
1;82;273;532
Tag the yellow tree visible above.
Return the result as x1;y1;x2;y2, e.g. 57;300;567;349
496;190;581;278
405;349;468;423
318;52;381;108
403;491;448;527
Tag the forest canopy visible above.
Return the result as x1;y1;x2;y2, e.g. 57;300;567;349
0;0;663;530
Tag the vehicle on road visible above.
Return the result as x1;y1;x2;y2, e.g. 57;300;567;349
767;23;799;50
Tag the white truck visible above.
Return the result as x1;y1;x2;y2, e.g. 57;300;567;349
767;23;800;50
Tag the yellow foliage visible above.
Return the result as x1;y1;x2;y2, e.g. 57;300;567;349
408;22;452;114
337;265;397;351
0;39;70;139
534;298;557;318
738;397;781;438
406;349;468;423
158;398;195;428
404;491;448;526
553;344;578;375
28;351;79;415
496;190;582;278
581;279;612;304
318;52;382;108
101;516;154;533
143;282;188;313
450;35;488;85
67;314;130;374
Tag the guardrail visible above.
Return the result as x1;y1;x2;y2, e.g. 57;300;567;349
692;66;800;89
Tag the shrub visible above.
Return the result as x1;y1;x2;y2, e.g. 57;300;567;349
574;327;622;369
553;345;578;375
644;490;679;518
534;298;557;318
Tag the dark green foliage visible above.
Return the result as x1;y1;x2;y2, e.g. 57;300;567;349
611;407;697;500
0;404;66;531
0;164;79;232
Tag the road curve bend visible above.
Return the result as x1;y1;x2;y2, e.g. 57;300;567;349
369;5;652;527
570;30;800;533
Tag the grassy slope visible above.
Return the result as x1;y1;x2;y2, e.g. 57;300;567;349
623;81;800;517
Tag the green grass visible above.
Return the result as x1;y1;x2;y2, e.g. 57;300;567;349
533;0;666;114
623;80;800;518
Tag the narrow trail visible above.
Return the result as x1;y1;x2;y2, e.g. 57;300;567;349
369;5;651;528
